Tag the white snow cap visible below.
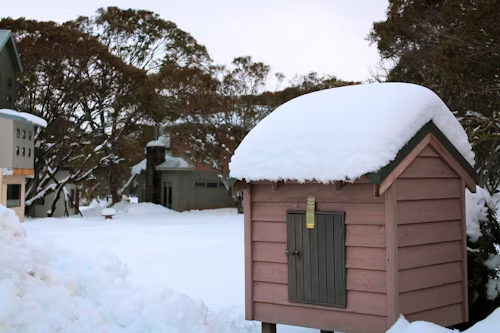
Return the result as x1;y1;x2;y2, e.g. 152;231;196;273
229;82;475;183
147;134;170;148
0;108;47;127
101;208;116;216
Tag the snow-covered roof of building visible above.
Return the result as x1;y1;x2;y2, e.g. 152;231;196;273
0;109;47;127
156;152;193;171
147;134;170;148
131;159;147;176
131;152;194;175
229;82;475;183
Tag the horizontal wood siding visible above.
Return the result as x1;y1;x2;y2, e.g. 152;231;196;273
399;262;462;293
254;263;387;293
254;282;386;316
405;303;463;327
252;182;383;203
398;221;462;247
252;202;385;224
399;283;463;314
395;148;466;325
254;302;387;333
250;182;387;330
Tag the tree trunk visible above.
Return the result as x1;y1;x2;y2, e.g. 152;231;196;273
109;163;121;204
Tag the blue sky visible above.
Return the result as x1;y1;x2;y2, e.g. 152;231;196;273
3;0;389;83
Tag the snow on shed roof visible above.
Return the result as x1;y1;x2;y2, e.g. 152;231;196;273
0;109;47;127
229;82;475;183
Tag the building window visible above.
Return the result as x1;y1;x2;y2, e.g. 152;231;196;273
6;184;21;208
28;131;32;140
22;130;26;139
16;146;19;156
219;182;226;188
16;129;20;138
195;181;206;187
6;95;12;103
206;182;218;188
28;148;31;157
7;78;13;88
22;147;25;156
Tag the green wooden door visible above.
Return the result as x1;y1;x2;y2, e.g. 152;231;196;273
286;211;346;307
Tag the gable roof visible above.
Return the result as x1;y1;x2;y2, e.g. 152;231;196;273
0;30;23;72
229;82;475;184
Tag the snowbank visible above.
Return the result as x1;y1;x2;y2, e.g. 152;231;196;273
0;108;47;127
387;307;500;333
230;82;474;183
125;202;179;216
0;203;254;333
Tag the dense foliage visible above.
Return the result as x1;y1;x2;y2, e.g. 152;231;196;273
0;7;357;210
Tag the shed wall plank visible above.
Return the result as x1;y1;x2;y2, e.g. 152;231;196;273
399;241;462;270
397;199;461;224
346;247;386;271
396;178;461;201
253;262;387;293
254;282;386;316
398;221;462;247
253;242;288;263
254;222;385;248
253;242;386;270
399;262;462;293
252;202;384;224
254;302;387;333
346;225;386;248
405;303;463;327
399;283;463;315
253;222;287;242
252;183;383;203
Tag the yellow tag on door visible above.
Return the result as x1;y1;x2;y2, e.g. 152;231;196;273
306;194;315;229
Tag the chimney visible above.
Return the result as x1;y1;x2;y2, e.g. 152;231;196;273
145;144;165;204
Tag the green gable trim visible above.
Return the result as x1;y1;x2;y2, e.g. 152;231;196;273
365;121;477;185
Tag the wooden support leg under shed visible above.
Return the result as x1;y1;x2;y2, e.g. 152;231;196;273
262;322;276;333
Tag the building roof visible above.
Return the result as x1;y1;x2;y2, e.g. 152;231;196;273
229;82;475;184
0;30;23;72
155;152;194;171
0;109;47;127
131;152;194;175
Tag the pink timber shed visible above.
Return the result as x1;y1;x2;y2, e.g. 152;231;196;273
229;83;477;333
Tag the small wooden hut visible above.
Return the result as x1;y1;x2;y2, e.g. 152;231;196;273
229;83;477;333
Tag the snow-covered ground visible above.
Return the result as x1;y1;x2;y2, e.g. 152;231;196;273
1;201;498;332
